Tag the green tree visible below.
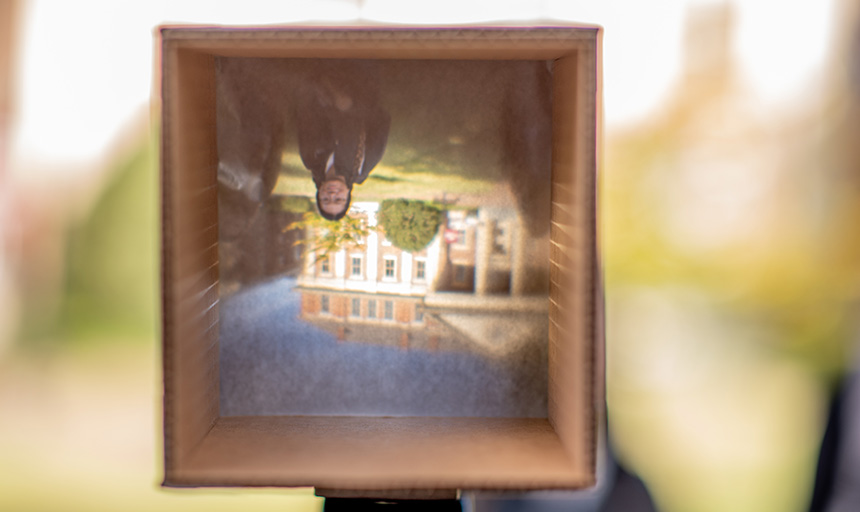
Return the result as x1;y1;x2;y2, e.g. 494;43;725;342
286;211;372;259
378;199;442;253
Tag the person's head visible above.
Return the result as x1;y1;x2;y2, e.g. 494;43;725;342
316;178;351;220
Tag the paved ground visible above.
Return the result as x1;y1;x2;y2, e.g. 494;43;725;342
219;277;547;417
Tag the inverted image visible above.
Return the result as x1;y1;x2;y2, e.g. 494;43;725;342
217;57;554;418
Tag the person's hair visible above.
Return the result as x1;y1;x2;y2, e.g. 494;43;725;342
316;186;352;221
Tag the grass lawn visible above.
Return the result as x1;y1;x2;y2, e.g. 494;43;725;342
273;151;498;205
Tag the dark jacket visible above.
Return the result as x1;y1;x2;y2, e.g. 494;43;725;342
297;64;391;189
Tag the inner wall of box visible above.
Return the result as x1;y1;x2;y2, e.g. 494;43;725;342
163;47;220;474
164;44;593;486
548;52;596;482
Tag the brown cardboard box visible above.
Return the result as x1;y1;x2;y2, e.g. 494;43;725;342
158;25;602;495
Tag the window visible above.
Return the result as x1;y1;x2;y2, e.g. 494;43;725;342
384;257;396;279
415;304;424;323
493;226;508;255
320;295;330;313
454;265;467;283
383;300;394;320
320;257;330;274
351;298;361;317
367;300;377;318
415;260;426;281
455;229;467;245
350;256;362;278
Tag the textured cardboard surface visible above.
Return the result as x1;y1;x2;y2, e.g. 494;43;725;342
160;46;220;473
159;25;601;491
169;416;587;489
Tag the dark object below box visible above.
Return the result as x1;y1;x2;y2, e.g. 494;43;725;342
325;498;462;512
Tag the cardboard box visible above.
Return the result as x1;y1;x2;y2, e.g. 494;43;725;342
159;25;602;495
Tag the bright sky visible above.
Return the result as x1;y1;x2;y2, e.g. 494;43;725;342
8;0;838;177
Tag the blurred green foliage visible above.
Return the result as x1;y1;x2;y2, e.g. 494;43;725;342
605;134;857;384
604;62;860;387
35;137;157;345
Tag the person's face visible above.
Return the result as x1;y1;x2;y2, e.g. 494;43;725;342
319;179;349;216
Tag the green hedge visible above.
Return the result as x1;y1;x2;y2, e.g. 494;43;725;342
378;199;442;252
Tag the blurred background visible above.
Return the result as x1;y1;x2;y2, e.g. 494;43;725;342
1;0;859;511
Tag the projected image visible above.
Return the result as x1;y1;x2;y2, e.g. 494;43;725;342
216;58;554;418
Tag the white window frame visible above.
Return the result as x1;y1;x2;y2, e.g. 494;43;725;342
383;256;397;281
320;256;332;276
349;254;363;279
414;258;427;282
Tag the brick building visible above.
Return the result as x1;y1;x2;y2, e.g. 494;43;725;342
297;202;549;355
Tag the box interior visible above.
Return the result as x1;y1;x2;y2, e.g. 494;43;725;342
161;26;600;492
